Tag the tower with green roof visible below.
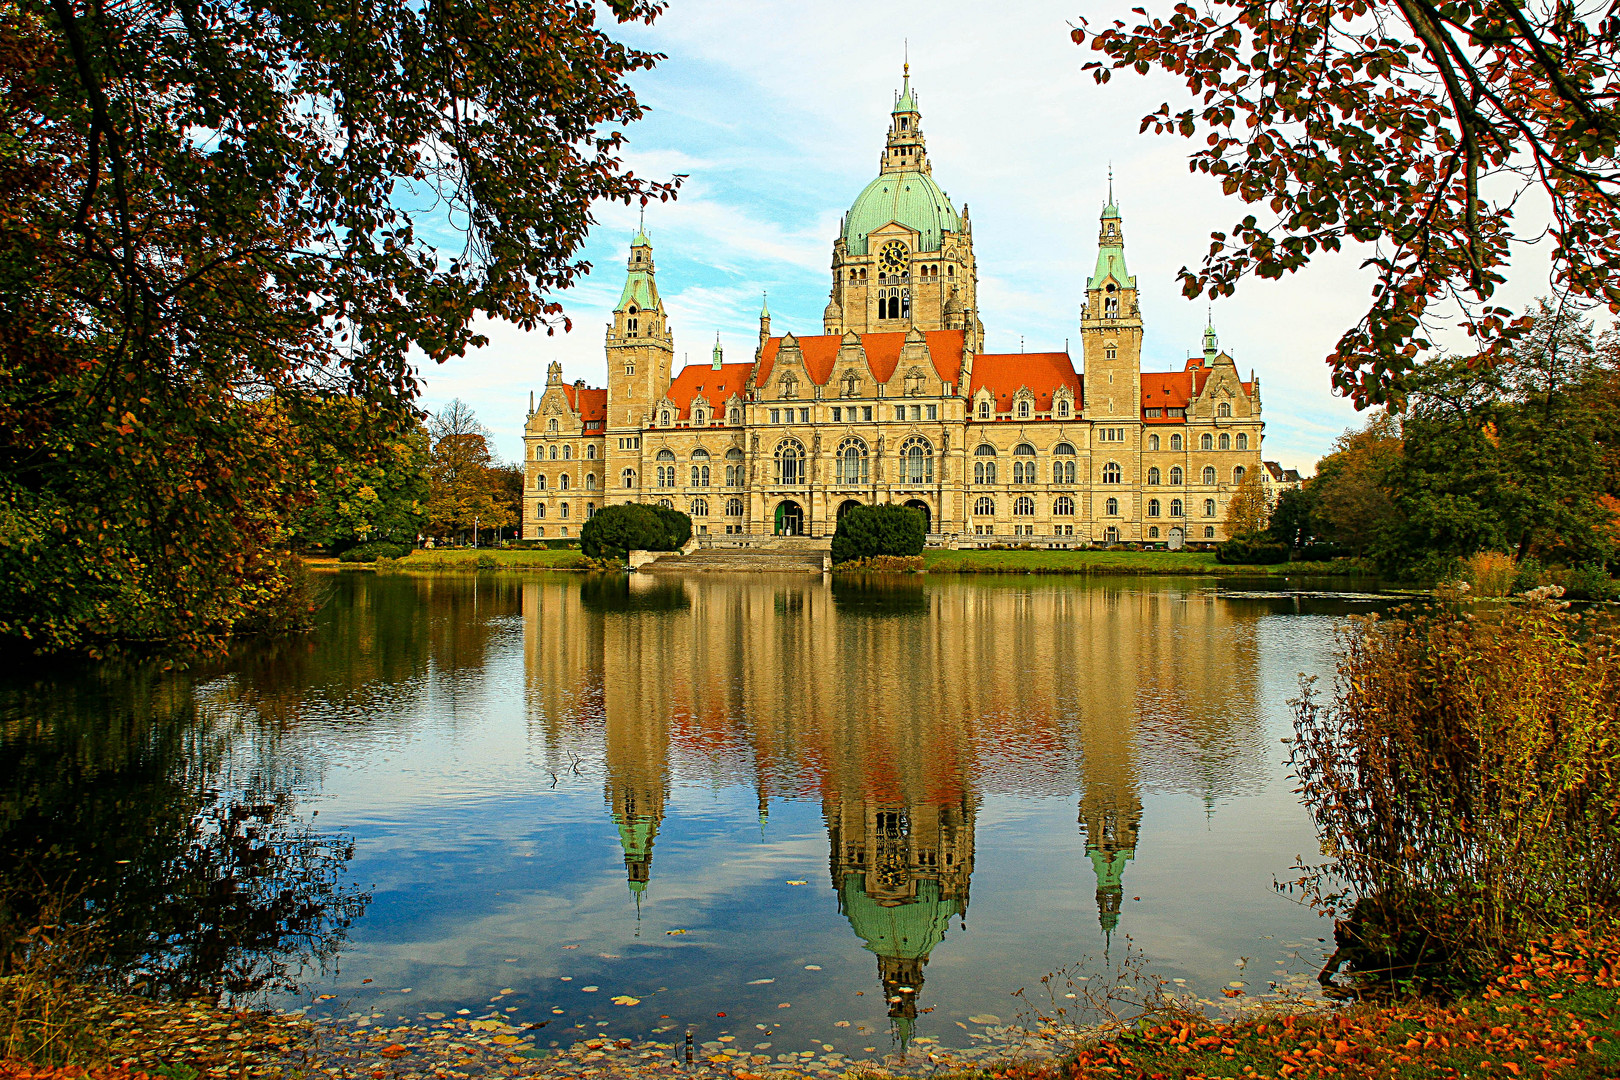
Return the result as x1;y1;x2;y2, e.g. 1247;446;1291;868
1081;181;1143;425
604;229;674;503
824;64;982;345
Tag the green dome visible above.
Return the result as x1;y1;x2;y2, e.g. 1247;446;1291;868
842;170;959;256
838;873;959;960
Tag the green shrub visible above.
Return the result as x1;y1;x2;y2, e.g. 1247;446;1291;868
1556;565;1620;601
338;539;412;563
579;504;688;562
831;504;925;565
1290;600;1620;992
1215;538;1290;564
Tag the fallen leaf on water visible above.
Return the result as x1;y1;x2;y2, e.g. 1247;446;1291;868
666;929;687;935
581;986;600;993
379;1044;408;1058
1222;988;1245;997
747;979;774;985
785;880;808;886
968;1015;1000;1024
563;945;578;950
833;1021;850;1028
777;1003;791;1009
804;965;821;971
611;996;641;1006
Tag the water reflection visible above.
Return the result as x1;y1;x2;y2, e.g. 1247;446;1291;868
0;571;1373;1046
518;573;1285;1038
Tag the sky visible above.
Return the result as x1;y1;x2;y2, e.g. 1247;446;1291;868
415;0;1558;475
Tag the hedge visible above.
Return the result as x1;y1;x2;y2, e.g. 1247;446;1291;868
580;503;691;562
831;504;926;565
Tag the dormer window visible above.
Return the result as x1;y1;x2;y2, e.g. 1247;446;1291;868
660;410;670;426
978;400;990;419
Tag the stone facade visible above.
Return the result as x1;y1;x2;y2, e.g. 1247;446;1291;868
522;71;1264;545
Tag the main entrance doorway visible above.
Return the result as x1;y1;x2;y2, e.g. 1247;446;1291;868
775;500;805;536
1167;527;1184;551
902;499;931;534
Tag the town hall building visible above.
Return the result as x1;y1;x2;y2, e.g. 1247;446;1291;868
523;68;1265;545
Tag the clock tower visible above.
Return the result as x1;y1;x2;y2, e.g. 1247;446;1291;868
823;66;982;344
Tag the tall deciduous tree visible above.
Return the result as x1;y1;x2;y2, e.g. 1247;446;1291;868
425;400;512;541
0;0;678;655
1074;1;1620;406
1223;470;1271;538
1311;412;1404;556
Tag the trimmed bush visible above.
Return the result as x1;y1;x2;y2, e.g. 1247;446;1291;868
338;539;412;562
831;504;926;565
1215;538;1290;564
580;503;689;562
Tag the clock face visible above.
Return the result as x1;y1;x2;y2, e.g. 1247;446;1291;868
878;240;908;273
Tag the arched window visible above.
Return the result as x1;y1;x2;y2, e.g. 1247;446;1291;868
586;444;597;459
729;407;741;425
691;497;709;517
1204;499;1217;517
691;465;710;487
587;502;596;518
1102;461;1122;484
693;409;705;425
560;502;570;518
1170;433;1184;451
1170;466;1184;485
1054;495;1075;516
900;436;934;484
1148;499;1161;516
1053;442;1076;486
775;439;805;485
1105;497;1119;515
1170;498;1184;516
1148;434;1160;451
656;448;677;488
1057;398;1071;418
1219;432;1232;450
1218;401;1232;418
1233;465;1246;484
973;497;995;516
1147;467;1161;485
559;474;570;491
973;444;997;485
657;448;675;462
622;468;637;489
725;497;744;517
1201;433;1214;450
535;502;546;518
1148;525;1160;538
1202;465;1217;485
659;410;670;426
725;446;744;487
1235;433;1249;450
1205;525;1216;538
658;498;674;509
536;474;547;490
586;473;597;490
548;418;558;432
836;437;869;485
1017;400;1031;418
978;399;991;419
549;445;558;460
562;445;572;460
1014;495;1035;516
1012;443;1036;485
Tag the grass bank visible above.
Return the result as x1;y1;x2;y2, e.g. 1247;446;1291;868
999;933;1620;1080
922;550;1365;576
378;548;591;571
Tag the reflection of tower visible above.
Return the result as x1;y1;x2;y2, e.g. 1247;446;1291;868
1079;788;1140;937
827;796;975;1048
604;700;670;898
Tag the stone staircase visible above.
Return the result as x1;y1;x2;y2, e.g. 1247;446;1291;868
636;536;832;574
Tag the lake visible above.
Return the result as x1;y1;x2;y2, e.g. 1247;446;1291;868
0;571;1386;1061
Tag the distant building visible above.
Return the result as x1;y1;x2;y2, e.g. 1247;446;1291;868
1260;461;1304;506
523;68;1266;546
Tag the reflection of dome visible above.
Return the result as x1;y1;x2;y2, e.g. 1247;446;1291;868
839;873;958;960
614;810;659;894
1088;844;1135;935
843;172;960;256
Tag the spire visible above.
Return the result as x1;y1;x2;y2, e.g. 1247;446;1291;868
1088;182;1134;293
616;228;662;314
759;290;770;319
895;49;915;113
1204;310;1219;363
633;205;649;247
1105;164;1117;216
711;332;723;370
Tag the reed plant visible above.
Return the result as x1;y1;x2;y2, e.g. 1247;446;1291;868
1460;551;1520;597
1289;594;1620;994
0;888;106;1064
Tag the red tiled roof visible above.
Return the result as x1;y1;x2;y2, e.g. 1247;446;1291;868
755;330;966;388
663;363;754;421
968;353;1079;415
561;384;608;424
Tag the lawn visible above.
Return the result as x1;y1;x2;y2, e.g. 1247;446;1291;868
922;549;1364;576
380;547;591;570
